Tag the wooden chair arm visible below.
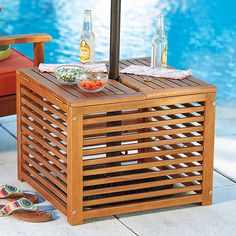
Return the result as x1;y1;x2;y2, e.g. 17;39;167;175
0;33;52;45
0;34;52;67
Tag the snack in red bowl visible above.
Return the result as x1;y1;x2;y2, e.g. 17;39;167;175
77;73;108;92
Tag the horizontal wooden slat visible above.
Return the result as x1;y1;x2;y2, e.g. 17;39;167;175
83;146;203;166
83;136;203;156
84;126;204;146
83;194;202;218
84;116;204;136
84;166;203;186
84;106;205;125
84;155;203;176
84;175;202;196
84;185;202;207
82;94;206;114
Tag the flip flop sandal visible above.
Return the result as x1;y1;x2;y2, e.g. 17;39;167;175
0;184;39;204
0;197;52;223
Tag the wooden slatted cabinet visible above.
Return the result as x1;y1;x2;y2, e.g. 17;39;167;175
17;58;216;225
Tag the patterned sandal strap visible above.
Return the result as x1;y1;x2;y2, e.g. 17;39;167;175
0;184;22;198
0;197;37;216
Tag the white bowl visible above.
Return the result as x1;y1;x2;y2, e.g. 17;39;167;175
77;73;108;92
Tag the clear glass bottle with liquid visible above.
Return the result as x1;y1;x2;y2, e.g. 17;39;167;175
151;14;168;68
80;10;95;64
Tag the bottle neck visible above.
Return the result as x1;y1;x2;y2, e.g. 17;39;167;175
83;10;93;32
156;14;166;37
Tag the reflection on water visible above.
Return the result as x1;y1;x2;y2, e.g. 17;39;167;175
0;0;236;105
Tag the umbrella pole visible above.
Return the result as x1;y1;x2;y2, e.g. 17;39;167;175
107;0;122;163
109;0;121;81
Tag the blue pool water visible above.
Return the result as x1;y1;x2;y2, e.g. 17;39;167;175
1;0;236;106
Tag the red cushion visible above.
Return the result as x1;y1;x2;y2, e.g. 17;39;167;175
0;48;33;96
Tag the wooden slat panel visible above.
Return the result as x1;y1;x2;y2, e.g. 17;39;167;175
82;94;206;114
19;73;71;110
83;136;203;156
84;166;203;186
21;86;67;121
123;59;180;89
120;58;213;93
140;57;208;86
21;103;67;141
47;72;110;98
21;110;67;152
109;79;138;94
84;175;202;196
84;116;204;136
22;125;67;164
84;106;205;125
20;68;146;108
22;153;67;193
120;61;164;89
36;70;96;98
133;58;191;88
83;146;203;166
101;84;122;95
84;185;202;207
83;195;202;219
22;88;67;130
23;163;67;203
151;125;202;185
23;144;67;183
119;60;163;88
22;172;67;215
84;126;204;146
20;69;81;102
84;155;203;176
21;128;67;171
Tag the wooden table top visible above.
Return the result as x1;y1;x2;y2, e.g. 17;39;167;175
17;57;216;107
119;58;216;99
17;67;145;108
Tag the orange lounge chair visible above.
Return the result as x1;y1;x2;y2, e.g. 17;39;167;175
0;34;52;117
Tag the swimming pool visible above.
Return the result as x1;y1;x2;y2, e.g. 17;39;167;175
1;0;236;106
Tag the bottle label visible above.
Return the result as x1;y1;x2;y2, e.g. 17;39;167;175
161;45;167;66
80;40;90;63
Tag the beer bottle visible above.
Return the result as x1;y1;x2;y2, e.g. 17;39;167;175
80;10;95;64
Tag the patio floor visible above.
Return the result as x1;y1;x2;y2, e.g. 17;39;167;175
0;109;236;236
